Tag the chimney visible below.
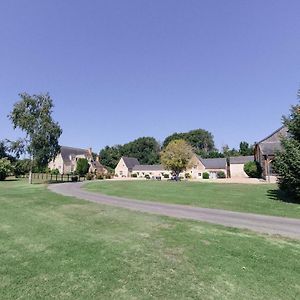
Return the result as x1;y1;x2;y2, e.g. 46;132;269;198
96;155;100;162
88;147;92;155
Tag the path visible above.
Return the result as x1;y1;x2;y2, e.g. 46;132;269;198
48;182;300;239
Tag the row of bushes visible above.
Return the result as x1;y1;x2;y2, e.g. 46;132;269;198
86;173;113;181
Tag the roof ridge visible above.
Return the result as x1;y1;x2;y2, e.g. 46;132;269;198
256;126;286;144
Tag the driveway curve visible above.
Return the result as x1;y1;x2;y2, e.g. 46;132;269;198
48;182;300;239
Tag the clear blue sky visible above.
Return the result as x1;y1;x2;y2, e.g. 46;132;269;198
0;0;299;153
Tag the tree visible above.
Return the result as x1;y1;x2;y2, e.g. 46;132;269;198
273;93;300;199
8;93;62;183
239;141;254;156
163;129;215;155
121;137;160;164
99;137;160;170
222;144;239;157
0;158;12;181
12;159;31;177
160;139;194;178
76;158;89;176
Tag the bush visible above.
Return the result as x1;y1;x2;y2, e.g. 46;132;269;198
96;174;104;180
71;175;78;182
244;161;262;178
105;173;112;179
13;159;31;177
203;172;209;179
131;173;137;178
145;174;150;179
163;173;170;179
86;173;94;180
217;171;226;179
76;158;89;176
0;158;12;181
50;168;60;175
185;173;191;179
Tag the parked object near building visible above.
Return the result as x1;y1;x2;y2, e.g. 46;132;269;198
254;126;288;181
229;156;254;178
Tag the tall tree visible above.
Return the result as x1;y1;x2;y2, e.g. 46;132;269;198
273;92;300;200
160;139;194;178
76;158;89;176
9;93;62;183
163;129;215;154
239;141;254;156
99;145;122;171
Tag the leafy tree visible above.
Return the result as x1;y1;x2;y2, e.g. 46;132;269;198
121;137;160;164
222;144;239;157
12;159;31;177
0;141;7;159
8;93;62;183
160;139;194;177
273;93;300;199
76;158;89;176
163;129;215;154
99;137;160;170
239;141;254;156
99;145;123;170
244;161;262;178
0;158;12;181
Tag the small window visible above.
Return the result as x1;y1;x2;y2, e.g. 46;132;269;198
198;173;201;177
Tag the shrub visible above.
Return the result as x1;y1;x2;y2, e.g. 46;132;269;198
71;175;78;182
185;173;191;179
217;171;226;179
76;158;89;176
105;173;112;179
96;173;104;180
145;174;150;179
0;158;12;181
86;173;94;180
50;168;60;175
163;173;170;179
244;161;262;178
114;173;118;177
131;173;137;178
203;172;209;179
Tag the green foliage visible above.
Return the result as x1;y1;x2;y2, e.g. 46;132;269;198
99;137;160;170
160;139;194;176
145;174;150;179
244;161;262;178
71;175;78;182
185;173;191;179
0;158;12;180
8;93;62;168
163;173;169;179
217;171;226;179
273;96;300;199
131;173;138;178
202;172;209;179
163;129;215;154
201;150;225;158
50;168;60;175
13;159;31;177
239;141;254;156
76;158;89;176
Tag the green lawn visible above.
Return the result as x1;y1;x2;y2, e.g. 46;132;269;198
85;180;300;219
0;180;300;299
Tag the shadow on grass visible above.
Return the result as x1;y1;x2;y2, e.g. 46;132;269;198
267;189;300;204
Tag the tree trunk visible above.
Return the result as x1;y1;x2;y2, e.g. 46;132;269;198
28;156;33;184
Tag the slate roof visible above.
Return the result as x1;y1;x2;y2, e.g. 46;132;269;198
132;164;164;171
198;157;227;169
256;126;289;155
230;156;254;164
90;160;106;172
60;146;91;166
122;157;140;169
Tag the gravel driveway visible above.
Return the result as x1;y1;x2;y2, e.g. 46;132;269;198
48;182;300;239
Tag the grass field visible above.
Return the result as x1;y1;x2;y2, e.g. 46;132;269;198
1;180;300;299
84;180;300;219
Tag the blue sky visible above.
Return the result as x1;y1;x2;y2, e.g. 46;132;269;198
0;0;299;153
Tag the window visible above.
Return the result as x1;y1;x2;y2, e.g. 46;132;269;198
198;173;202;177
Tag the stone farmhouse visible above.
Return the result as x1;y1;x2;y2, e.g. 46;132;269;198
115;156;140;177
48;146;107;175
254;126;288;180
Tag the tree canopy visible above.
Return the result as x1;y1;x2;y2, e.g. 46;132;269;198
160;139;194;176
76;158;90;176
163;129;215;154
9;93;62;168
273;92;300;200
100;137;160;170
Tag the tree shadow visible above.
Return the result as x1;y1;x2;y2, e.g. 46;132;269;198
267;189;300;204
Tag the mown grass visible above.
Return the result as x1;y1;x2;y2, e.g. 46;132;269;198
85;180;300;219
0;180;300;299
